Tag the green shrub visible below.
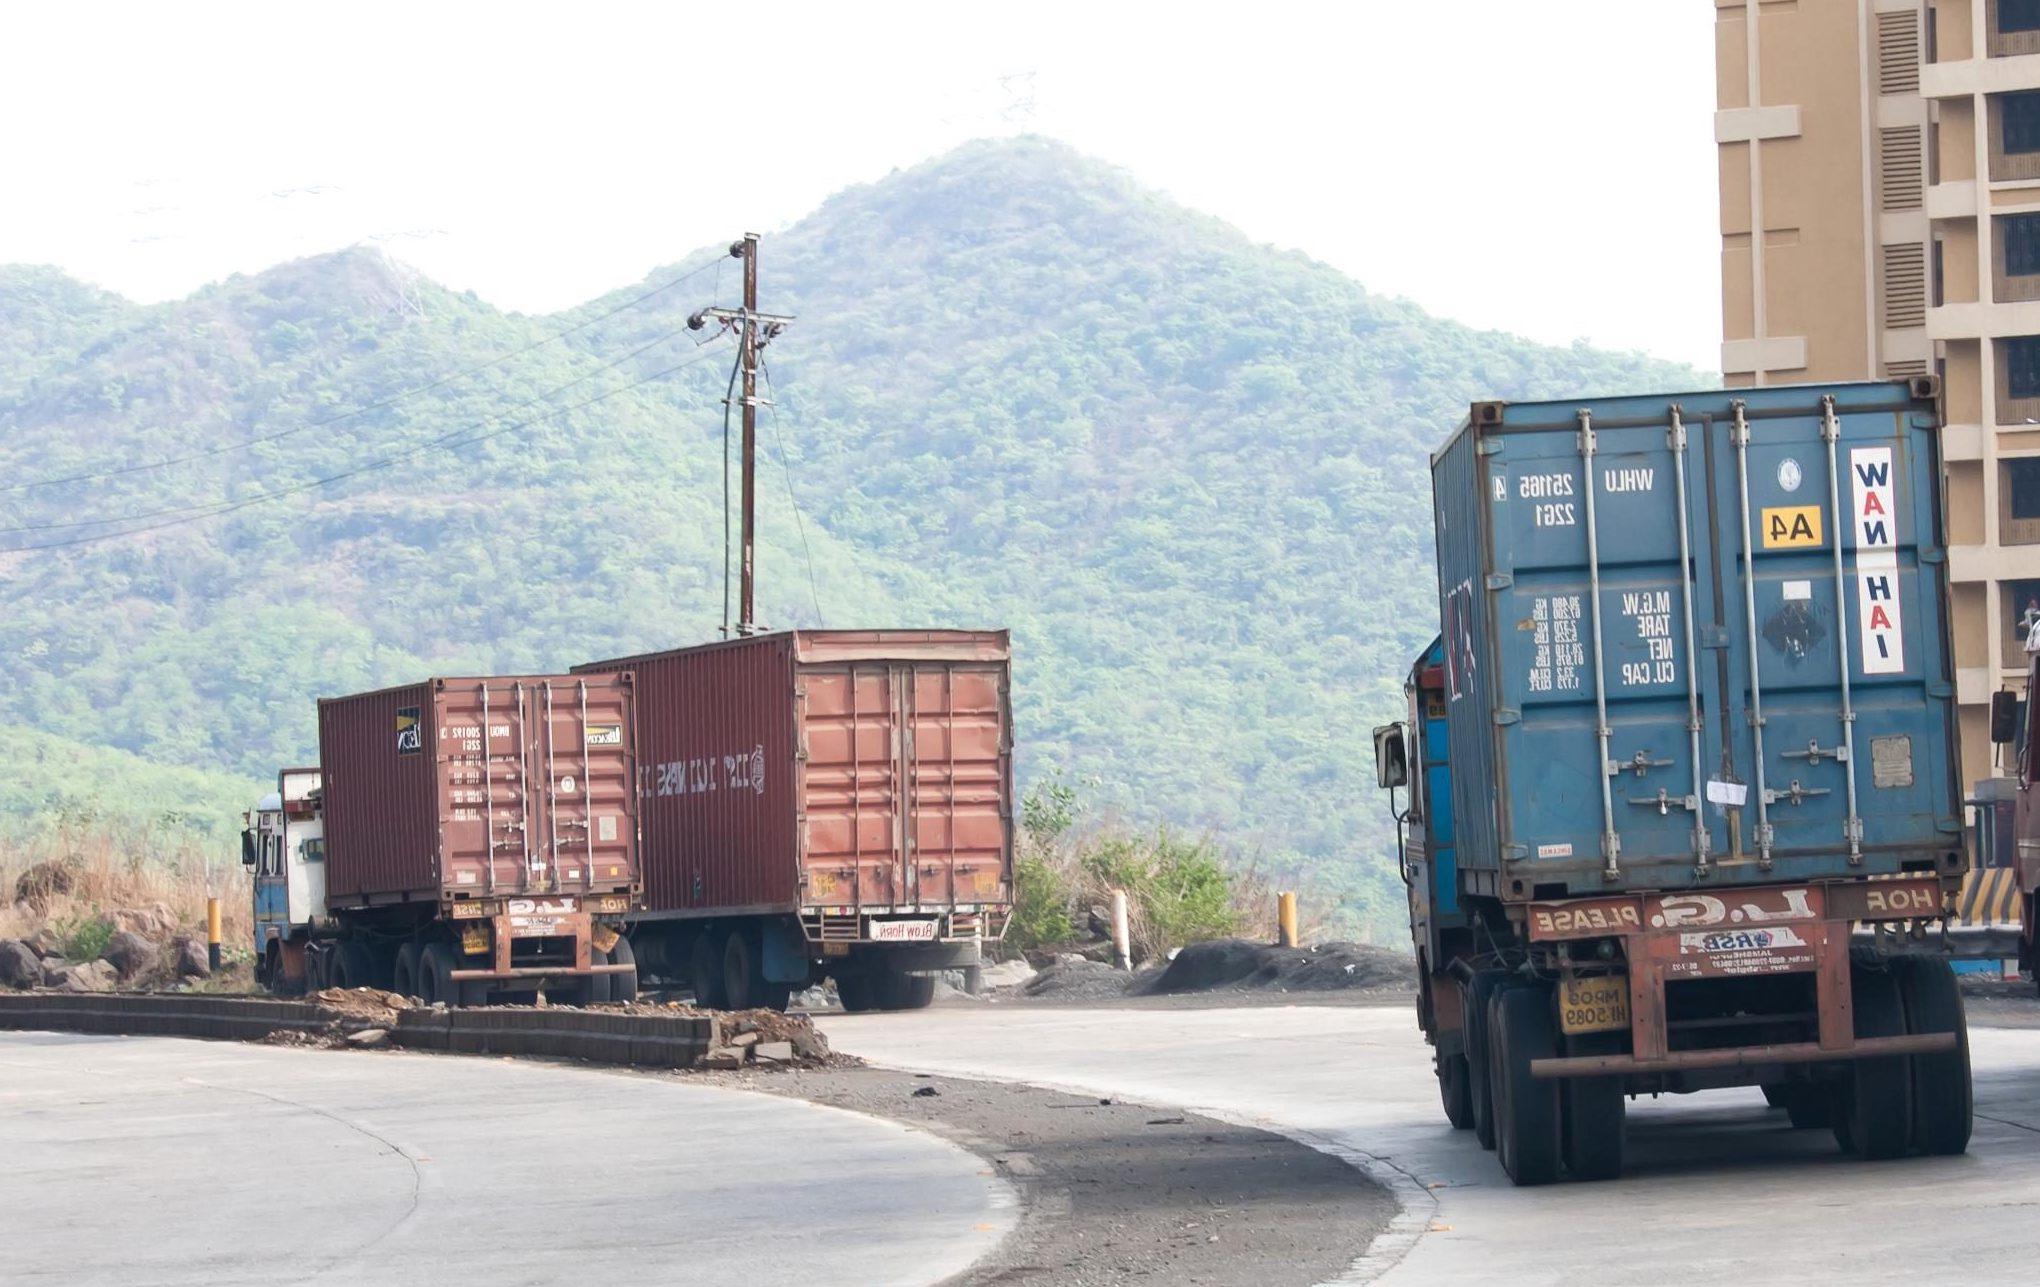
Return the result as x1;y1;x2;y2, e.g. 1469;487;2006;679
1008;849;1079;953
56;912;114;963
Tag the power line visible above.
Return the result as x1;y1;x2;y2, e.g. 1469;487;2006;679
0;323;706;536
0;255;724;496
758;354;824;626
1;339;734;554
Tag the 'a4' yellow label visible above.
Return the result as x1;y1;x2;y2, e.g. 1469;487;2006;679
1762;505;1823;548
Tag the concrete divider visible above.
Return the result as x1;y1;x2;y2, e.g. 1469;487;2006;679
0;993;718;1069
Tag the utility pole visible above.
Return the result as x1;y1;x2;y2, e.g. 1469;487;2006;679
690;234;793;635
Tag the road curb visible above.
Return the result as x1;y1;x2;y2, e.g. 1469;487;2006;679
0;992;718;1068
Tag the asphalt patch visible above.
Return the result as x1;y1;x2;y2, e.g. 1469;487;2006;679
743;1067;1395;1287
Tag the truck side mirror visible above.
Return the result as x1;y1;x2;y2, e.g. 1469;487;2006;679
1373;723;1409;790
240;829;256;867
1991;690;2019;745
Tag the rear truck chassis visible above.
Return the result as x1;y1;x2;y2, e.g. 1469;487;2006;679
260;893;641;1007
625;905;1011;1013
1420;873;1972;1185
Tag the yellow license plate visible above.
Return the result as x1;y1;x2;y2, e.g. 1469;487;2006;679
1560;975;1630;1035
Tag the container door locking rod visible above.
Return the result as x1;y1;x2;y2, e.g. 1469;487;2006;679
1669;408;1712;876
1820;396;1866;864
1578;410;1621;881
1731;402;1776;870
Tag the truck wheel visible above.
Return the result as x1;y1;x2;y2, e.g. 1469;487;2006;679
1494;984;1562;1186
393;943;421;999
691;929;730;1009
1837;964;1912;1160
876;969;936;1011
1561;1034;1624;1181
835;971;879;1013
1437;1053;1475;1130
305;947;330;993
420;943;457;1007
723;928;761;1011
607;937;639;1005
1464;974;1503;1150
1892;956;1972;1156
336;941;375;991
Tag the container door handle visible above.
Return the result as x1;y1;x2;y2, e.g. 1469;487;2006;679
1578;410;1621;880
1731;401;1776;870
1669;407;1712;875
1819;396;1866;863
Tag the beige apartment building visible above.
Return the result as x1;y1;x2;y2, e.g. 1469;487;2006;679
1717;0;2040;786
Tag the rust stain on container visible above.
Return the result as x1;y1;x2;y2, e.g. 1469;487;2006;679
575;631;1013;919
318;674;641;908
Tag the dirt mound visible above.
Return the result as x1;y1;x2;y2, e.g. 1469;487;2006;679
1151;939;1416;995
1022;957;1158;1001
309;987;412;1021
12;861;76;913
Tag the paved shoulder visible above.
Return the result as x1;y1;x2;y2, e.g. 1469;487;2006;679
0;1032;1015;1287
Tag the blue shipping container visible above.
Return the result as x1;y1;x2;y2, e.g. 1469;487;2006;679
1430;379;1962;901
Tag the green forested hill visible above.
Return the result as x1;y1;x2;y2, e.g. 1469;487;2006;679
0;138;1700;934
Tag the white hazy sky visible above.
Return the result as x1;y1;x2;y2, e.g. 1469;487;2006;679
0;2;1721;367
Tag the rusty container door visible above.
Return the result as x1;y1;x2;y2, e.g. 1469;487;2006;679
796;632;1012;912
434;675;640;899
319;681;439;904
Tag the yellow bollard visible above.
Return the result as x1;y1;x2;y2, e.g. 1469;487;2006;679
1278;891;1299;948
206;897;223;972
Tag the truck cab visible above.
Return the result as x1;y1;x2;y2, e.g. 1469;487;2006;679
243;767;324;991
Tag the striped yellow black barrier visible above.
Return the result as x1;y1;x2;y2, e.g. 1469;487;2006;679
1952;867;2022;929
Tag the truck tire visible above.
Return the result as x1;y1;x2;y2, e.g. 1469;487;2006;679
420;943;457;1007
1561;1034;1624;1181
1779;1084;1831;1129
835;971;879;1013
1892;956;1971;1156
876;969;936;1011
336;941;375;991
607;937;640;1005
723;928;761;1011
1463;974;1504;1150
1837;964;1912;1161
691;929;729;1010
1437;1053;1475;1130
306;946;331;993
393;943;421;999
1493;984;1562;1186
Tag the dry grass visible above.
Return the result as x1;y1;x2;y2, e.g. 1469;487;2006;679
0;822;249;957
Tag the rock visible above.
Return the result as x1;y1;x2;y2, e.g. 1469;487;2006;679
38;957;65;985
345;1028;391;1047
0;940;41;990
912;1085;940;1098
979;958;1037;990
51;960;118;992
702;1046;748;1069
100;930;158;980
728;1031;760;1048
21;928;60;958
791;1028;831;1060
172;936;210;979
12;860;76;912
789;986;831;1010
752;1041;794;1064
112;905;173;938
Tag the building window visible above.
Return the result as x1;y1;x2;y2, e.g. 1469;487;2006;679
2005;0;2040;34
1934;238;1946;306
2008;336;2040;400
2012;459;2040;519
2005;578;2040;654
2009;215;2040;278
2007;92;2040;154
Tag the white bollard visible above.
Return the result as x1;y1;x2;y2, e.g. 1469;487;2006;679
1110;889;1132;971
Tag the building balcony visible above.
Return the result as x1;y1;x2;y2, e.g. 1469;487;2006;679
1922;51;2040;99
1928;297;2040;338
1929;179;1980;220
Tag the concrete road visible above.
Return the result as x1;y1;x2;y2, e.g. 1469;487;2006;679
0;1031;1015;1287
820;1005;2040;1286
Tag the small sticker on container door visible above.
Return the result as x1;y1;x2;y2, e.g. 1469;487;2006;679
1850;447;1904;674
598;815;617;842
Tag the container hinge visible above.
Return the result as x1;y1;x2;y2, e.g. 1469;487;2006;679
1477;438;1506;456
1485;572;1514;590
1494;708;1522;726
1610;750;1674;777
1667;414;1687;450
1919;548;1945;565
1701;626;1731;649
1502;843;1529;862
1780;739;1849;764
1764;779;1831;807
1927;680;1954;698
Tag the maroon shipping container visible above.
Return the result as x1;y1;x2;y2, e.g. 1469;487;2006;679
575;631;1012;926
318;674;640;907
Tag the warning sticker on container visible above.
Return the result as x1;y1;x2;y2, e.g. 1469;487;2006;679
1850;447;1904;675
585;724;621;746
